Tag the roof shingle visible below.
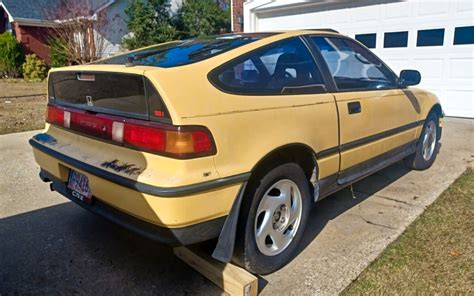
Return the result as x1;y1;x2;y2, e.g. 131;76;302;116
0;0;112;22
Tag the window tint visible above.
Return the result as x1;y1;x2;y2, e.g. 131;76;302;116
311;36;396;91
417;29;444;46
212;38;326;95
355;33;376;48
384;31;408;48
454;26;474;45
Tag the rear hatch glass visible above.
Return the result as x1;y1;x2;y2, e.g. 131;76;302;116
94;33;275;68
48;72;168;121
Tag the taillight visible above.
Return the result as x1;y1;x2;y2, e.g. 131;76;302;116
46;104;216;159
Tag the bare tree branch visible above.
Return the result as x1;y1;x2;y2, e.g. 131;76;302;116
44;0;110;64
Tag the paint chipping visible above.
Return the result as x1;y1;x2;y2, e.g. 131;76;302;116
33;133;57;145
100;159;143;175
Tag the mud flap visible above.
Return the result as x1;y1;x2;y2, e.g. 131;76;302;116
212;182;247;263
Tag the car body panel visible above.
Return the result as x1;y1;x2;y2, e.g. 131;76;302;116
335;88;418;170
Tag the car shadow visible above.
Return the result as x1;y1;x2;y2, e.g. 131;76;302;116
0;201;223;295
297;160;412;255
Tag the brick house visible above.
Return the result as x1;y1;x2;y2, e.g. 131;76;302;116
231;0;244;32
0;0;129;64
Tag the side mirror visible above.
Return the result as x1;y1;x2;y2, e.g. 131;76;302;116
399;70;421;88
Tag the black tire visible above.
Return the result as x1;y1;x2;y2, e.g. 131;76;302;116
404;112;440;170
233;163;311;275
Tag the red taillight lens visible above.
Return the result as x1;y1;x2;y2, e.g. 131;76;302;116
123;123;167;152
47;105;64;126
45;104;216;159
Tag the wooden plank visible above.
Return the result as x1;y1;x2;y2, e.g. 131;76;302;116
174;246;258;296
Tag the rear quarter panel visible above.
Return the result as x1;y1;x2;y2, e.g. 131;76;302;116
150;64;340;180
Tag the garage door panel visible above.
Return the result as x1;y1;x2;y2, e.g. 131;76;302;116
443;90;474;118
414;58;444;79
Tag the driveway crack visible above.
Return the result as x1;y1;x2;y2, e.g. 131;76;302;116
354;189;415;206
357;205;398;230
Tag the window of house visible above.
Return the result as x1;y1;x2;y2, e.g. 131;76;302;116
211;38;326;95
355;33;376;48
417;29;445;46
384;31;409;48
454;26;474;45
311;36;397;91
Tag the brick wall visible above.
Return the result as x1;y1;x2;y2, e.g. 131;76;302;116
13;22;53;64
232;0;244;32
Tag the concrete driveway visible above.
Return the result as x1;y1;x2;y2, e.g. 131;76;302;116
1;118;472;295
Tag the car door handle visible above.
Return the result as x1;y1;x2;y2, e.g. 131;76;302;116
347;101;361;114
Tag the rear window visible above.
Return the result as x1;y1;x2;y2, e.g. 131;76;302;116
96;35;268;68
48;72;169;121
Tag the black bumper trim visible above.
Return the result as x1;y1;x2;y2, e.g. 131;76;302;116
41;170;225;246
30;138;250;197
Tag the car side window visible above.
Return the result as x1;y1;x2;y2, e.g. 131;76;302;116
311;36;397;91
212;38;326;95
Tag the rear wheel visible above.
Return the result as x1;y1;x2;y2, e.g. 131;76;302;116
233;163;311;274
404;113;440;170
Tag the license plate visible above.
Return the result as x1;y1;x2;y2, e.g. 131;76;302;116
67;170;93;204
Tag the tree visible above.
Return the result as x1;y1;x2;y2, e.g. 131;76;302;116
123;0;177;50
45;0;111;64
177;0;230;38
0;32;24;78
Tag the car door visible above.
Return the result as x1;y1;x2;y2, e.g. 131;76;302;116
309;35;419;183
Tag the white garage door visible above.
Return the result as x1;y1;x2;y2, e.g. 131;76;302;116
246;0;474;118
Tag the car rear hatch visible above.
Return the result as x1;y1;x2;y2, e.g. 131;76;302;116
48;70;170;123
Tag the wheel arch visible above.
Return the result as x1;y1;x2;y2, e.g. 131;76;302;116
249;143;319;183
428;103;443;118
426;103;443;140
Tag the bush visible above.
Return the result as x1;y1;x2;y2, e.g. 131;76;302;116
22;54;48;82
177;0;230;38
49;38;69;68
123;0;178;50
0;32;24;78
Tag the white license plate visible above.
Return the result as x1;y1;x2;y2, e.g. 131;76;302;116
67;170;92;203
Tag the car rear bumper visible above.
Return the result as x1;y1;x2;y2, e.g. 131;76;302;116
39;169;226;246
29;135;248;230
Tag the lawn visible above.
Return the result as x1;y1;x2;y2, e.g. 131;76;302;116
0;80;47;134
344;169;474;294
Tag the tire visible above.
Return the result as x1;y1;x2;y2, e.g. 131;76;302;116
233;163;311;275
404;113;440;170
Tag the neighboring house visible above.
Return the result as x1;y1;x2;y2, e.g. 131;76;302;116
232;0;474;118
0;0;129;63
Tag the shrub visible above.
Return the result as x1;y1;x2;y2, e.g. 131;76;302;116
123;0;177;50
49;38;69;68
22;54;48;82
177;0;230;38
0;32;24;78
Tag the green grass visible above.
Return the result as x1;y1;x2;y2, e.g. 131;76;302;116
344;169;474;295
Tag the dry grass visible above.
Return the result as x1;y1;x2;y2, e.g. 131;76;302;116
0;81;47;134
343;169;474;294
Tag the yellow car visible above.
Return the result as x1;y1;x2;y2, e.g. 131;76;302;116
30;29;443;274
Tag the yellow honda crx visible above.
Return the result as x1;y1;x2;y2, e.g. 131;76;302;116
31;29;443;274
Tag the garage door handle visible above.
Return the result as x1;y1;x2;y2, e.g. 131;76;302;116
348;101;361;114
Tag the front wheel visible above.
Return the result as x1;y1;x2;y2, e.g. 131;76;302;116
233;163;311;275
404;113;440;170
